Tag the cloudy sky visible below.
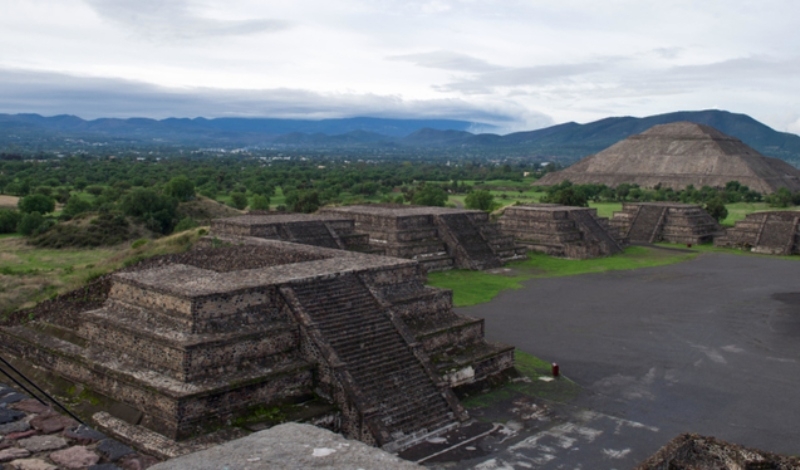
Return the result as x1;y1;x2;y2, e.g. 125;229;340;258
2;0;799;133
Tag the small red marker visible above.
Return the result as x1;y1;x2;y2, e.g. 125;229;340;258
552;362;560;378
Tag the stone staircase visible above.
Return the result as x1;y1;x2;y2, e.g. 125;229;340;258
626;205;668;243
283;274;463;450
281;221;343;249
569;209;624;254
435;213;503;270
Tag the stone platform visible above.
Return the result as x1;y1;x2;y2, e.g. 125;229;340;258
211;213;372;251
0;235;514;452
498;204;627;259
714;210;800;255
610;202;721;244
319;205;526;271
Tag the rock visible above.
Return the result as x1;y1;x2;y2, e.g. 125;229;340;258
89;464;122;470
96;440;135;462
6;458;58;470
148;423;424;470
18;435;68;453
50;445;100;469
0;448;31;462
88;464;122;470
0;393;27;406
4;431;36;441
62;426;106;445
119;454;159;470
9;401;50;415
29;414;75;434
0;420;31;435
0;409;25;425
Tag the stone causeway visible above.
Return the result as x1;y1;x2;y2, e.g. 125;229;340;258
610;202;721;245
0;231;514;453
498;204;627;259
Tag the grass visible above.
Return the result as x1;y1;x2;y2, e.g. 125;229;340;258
461;350;580;408
427;246;698;307
0;227;208;316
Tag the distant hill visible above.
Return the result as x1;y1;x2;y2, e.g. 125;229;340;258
1;110;799;165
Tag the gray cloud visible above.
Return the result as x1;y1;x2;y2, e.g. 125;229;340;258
84;0;289;40
387;51;503;73
437;62;609;94
0;68;548;131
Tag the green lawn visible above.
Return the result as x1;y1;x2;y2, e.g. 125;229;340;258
427;246;698;307
461;350;580;408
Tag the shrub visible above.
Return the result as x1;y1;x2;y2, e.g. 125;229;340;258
230;192;248;210
465;190;495;211
30;212;130;248
18;194;56;214
63;195;92;217
164;176;195;202
251;194;270;211
131;238;149;249
174;217;198;232
704;197;728;222
411;184;447;207
0;209;21;234
18;212;50;236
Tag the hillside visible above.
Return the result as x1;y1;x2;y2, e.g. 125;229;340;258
1;110;799;165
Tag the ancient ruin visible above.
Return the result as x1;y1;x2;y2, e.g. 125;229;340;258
498;204;626;259
211;213;373;251
0;235;514;452
610;202;721;244
637;433;800;469
534;122;800;193
714;211;800;255
319;205;526;271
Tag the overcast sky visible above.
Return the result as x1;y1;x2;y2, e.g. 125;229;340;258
2;0;799;133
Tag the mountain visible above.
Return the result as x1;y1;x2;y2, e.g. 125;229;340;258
1;110;799;165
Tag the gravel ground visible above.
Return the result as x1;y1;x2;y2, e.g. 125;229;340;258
457;251;800;467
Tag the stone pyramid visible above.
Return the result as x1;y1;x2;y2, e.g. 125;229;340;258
534;122;800;193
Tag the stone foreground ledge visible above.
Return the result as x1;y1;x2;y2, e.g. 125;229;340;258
149;422;423;470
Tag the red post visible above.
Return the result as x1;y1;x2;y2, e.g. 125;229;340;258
687;243;692;248
551;362;560;378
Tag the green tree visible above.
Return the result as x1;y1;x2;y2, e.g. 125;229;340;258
766;187;793;208
251;194;270;211
0;209;21;233
18;193;56;214
230;192;248;210
63;195;92;217
120;188;178;234
286;190;321;213
412;184;447;206
17;211;48;236
164;175;195;202
465;190;495;211
704;197;728;222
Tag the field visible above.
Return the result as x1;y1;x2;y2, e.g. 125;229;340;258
0;228;208;317
0;195;19;209
427;246;698;307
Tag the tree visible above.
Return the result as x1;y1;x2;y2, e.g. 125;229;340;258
230;192;248;210
286;190;321;213
17;211;48;236
412;184;447;206
18;194;56;214
704;197;728;222
0;209;21;234
766;187;793;208
164;176;195;202
120;188;178;234
251;194;270;211
465;190;495;211
63;195;92;217
543;187;588;207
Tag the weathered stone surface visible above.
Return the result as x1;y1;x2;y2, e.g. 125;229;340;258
6;458;58;470
88;464;122;470
0;447;30;462
63;425;106;445
0;409;25;425
96;440;135;462
50;445;100;469
29;414;75;434
18;435;68;453
9;401;50;415
149;423;423;470
0;393;27;406
0;420;31;435
118;454;159;470
4;430;36;440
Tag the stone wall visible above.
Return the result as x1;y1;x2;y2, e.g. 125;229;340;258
715;211;800;255
611;203;721;244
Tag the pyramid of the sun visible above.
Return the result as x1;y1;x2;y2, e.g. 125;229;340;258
533;122;800;193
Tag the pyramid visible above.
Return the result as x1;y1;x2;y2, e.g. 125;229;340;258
534;122;800;193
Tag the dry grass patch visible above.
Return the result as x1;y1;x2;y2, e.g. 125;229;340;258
0;195;19;209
